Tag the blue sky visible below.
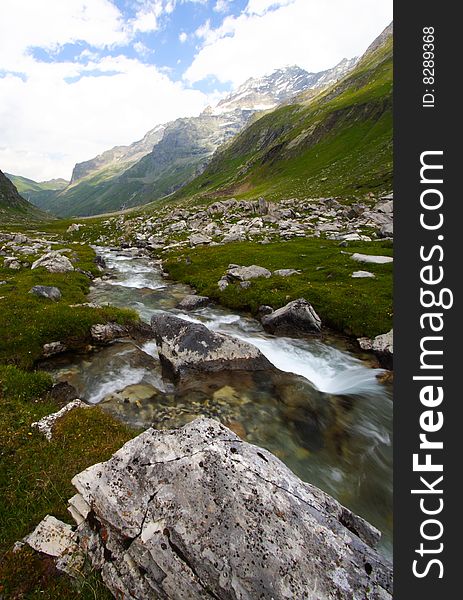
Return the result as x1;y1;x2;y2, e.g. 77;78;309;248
28;0;248;93
0;0;392;180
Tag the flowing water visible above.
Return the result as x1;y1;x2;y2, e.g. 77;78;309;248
44;246;393;558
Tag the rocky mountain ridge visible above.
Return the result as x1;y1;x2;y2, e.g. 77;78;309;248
19;60;357;217
173;23;392;204
69;124;167;185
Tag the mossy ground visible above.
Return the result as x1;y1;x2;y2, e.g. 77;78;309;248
164;237;393;338
0;240;137;368
0;229;138;597
0;368;135;598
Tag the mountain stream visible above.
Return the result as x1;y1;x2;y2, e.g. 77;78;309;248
42;246;393;558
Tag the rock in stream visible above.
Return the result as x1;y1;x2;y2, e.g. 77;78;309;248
151;313;273;382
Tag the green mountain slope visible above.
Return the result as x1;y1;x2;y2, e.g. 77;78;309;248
6;174;68;194
5;174;68;214
172;24;392;205
28;62;358;218
0;170;50;224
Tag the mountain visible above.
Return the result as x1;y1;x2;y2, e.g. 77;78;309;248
69;124;167;186
0;170;49;223
170;23;392;205
6;174;68;193
5;173;68;210
28;59;357;218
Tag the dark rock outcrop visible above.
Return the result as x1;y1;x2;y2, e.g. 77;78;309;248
261;298;322;336
151;314;272;381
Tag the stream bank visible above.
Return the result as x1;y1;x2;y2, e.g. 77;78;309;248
41;245;393;559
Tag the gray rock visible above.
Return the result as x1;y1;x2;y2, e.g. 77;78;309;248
13;233;29;244
29;285;62;301
43;341;67;358
221;232;245;243
32;400;89;440
67;223;83;233
261;298;322;336
151;314;272;381
352;271;375;279
24;515;77;557
217;276;229;291
31;251;74;273
4;257;21;270
176;295;210;311
70;418;392;600
226;264;271;282
189;233;212;247
351;253;393;265
374;199;393;214
257;196;269;215
257;304;274;318
0;280;6;285
273;268;301;277
358;329;393;369
90;323;128;344
379;222;394;238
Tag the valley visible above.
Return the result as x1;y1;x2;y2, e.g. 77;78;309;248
0;23;393;600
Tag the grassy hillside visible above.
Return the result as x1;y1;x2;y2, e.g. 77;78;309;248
0;170;50;224
33;114;246;218
172;27;392;206
27;162;134;217
6;174;68;194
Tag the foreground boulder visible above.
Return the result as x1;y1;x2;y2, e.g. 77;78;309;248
70;418;392;599
151;314;272;381
261;298;322;336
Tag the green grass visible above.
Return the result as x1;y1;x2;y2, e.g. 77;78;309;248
0;548;113;600
164;237;393;338
0;368;135;598
0;228;141;597
0;242;138;368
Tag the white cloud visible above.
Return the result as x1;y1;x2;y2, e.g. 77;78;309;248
214;0;233;13
0;0;128;74
245;0;294;16
185;0;392;86
179;32;188;43
0;0;212;180
133;41;153;56
131;1;164;33
195;19;212;40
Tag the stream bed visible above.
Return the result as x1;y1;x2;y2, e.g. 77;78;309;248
43;246;393;558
